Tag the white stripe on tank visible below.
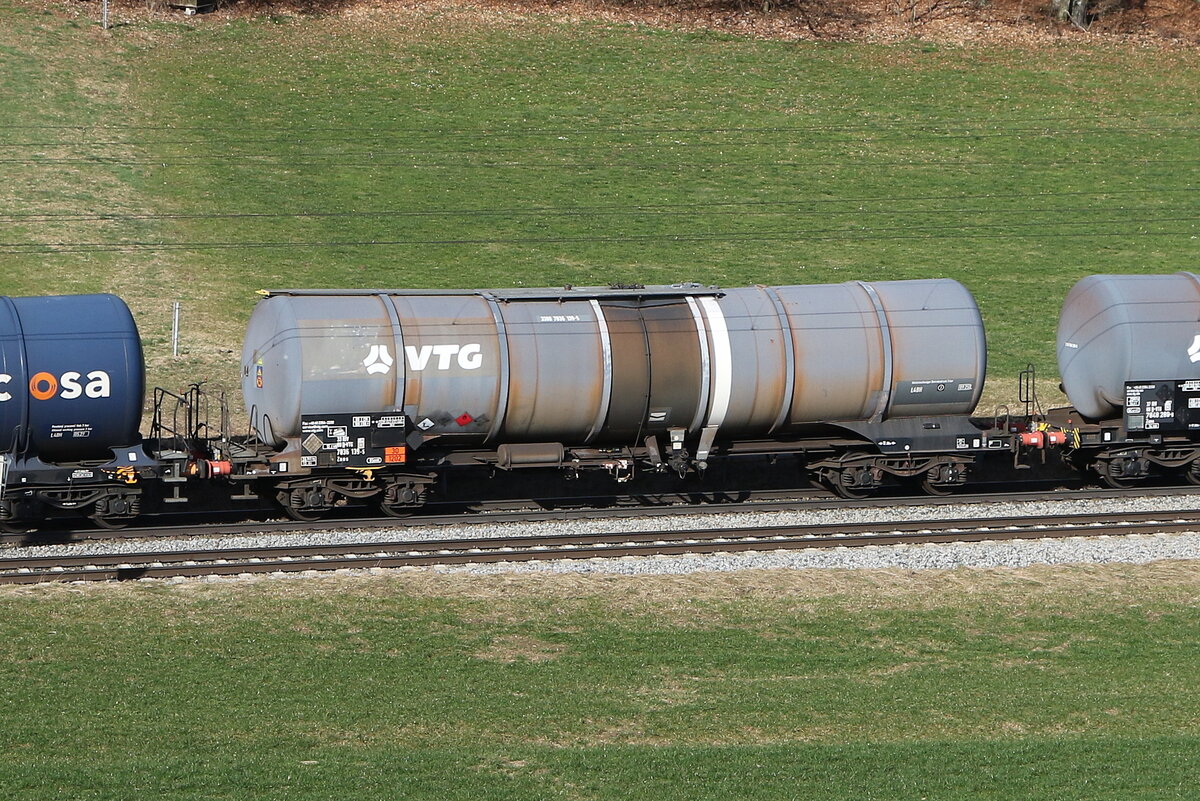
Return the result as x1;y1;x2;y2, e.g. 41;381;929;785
699;296;732;429
685;296;712;434
586;299;614;443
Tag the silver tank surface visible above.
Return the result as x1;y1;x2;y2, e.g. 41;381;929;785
1058;272;1200;421
242;280;986;448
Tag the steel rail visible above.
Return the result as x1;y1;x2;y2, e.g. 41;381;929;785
8;483;1200;547
3;509;1200;585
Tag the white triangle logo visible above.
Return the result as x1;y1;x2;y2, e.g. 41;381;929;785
363;344;395;374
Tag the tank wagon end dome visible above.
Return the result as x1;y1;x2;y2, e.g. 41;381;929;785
1057;272;1200;421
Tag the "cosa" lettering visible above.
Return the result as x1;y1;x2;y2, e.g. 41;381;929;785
0;371;112;402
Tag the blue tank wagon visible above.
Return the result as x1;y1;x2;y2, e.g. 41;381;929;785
0;294;153;529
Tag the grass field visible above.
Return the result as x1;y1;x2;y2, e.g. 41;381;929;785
3;566;1200;799
2;0;1198;405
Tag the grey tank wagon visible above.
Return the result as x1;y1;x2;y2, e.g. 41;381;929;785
240;279;995;516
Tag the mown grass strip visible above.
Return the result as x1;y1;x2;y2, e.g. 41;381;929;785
1;566;1199;798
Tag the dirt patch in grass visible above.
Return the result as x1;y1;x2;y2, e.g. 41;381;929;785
472;633;569;662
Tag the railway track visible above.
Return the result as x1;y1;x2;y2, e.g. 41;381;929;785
7;483;1200;547
4;507;1200;585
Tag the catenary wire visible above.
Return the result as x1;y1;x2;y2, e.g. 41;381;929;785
1;156;1197;169
1;215;1194;254
0;123;1196;149
0;110;1195;132
0;198;1194;224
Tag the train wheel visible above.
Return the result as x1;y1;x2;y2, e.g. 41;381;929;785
1184;464;1200;486
1097;456;1148;489
1098;469;1136;490
0;518;31;535
1102;475;1135;489
919;478;956;496
91;495;137;530
828;478;873;500
90;514;130;530
917;464;966;496
280;503;324;522
277;489;328;522
377;482;427;518
822;465;879;499
377;501;414;519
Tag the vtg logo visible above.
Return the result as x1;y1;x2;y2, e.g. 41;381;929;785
0;370;113;403
406;343;483;371
362;343;484;373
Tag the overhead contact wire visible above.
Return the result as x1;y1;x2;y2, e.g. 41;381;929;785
1;215;1195;254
